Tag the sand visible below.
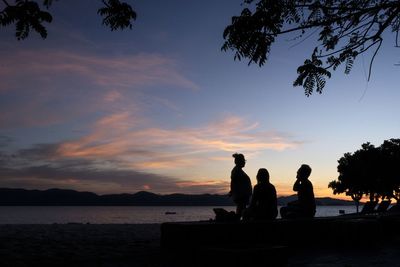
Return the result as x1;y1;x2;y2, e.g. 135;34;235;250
1;223;400;267
0;224;161;267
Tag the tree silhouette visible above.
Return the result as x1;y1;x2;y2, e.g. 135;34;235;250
380;139;400;202
222;0;400;96
0;0;136;40
329;139;400;211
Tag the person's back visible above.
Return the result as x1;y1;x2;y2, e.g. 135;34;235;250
252;182;278;219
297;178;316;217
230;153;252;218
231;165;252;201
280;164;316;219
247;168;277;220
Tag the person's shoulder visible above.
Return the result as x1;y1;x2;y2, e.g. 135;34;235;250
231;166;239;174
231;166;243;178
268;182;277;190
266;183;277;193
257;183;273;190
302;179;313;190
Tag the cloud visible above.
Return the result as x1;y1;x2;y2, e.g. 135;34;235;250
0;45;302;194
175;180;230;193
54;113;302;170
103;90;123;103
0;49;197;128
0;154;230;194
0;136;13;148
0;50;199;91
0;97;68;128
0;113;302;194
0;164;177;194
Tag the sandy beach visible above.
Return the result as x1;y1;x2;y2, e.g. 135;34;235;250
1;223;400;267
0;224;161;267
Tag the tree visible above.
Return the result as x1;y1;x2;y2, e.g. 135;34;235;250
329;139;400;211
380;139;400;202
329;143;380;212
222;0;400;96
0;0;136;40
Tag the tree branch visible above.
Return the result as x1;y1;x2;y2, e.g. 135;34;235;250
372;6;400;41
276;4;395;36
367;38;382;81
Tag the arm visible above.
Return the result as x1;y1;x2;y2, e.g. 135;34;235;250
293;179;301;191
229;168;235;197
249;185;257;208
270;185;277;208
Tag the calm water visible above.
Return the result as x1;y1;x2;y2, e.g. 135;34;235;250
0;206;357;224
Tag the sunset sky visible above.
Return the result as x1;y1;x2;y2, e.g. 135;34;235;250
1;0;399;198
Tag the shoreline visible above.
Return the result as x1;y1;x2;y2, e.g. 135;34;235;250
0;205;358;225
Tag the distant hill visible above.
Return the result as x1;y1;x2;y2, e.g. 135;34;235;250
0;188;355;206
277;195;354;206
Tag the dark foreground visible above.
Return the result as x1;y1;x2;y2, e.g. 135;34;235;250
0;224;161;267
161;213;400;267
1;222;400;267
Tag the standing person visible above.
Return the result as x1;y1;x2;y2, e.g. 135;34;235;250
245;168;278;220
229;153;252;218
280;164;316;219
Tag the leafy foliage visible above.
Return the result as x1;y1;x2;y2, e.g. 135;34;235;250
98;0;136;31
293;48;331;96
0;0;136;40
329;139;400;204
0;0;52;40
380;139;400;201
223;0;400;96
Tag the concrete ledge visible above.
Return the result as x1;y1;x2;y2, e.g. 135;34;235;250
161;215;395;250
162;242;288;267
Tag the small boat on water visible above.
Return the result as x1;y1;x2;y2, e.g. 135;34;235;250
165;211;177;215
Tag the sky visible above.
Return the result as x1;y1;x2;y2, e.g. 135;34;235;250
0;0;399;198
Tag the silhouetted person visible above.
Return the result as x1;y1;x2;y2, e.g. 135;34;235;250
244;168;278;220
280;164;316;219
229;153;252;218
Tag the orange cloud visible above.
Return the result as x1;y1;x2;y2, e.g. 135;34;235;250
142;184;151;190
176;180;228;188
133;157;200;170
54;113;302;173
175;180;230;194
104;90;123;103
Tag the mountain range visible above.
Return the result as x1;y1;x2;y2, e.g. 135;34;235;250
0;188;355;206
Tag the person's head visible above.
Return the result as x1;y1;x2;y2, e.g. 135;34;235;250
257;168;270;184
297;164;312;181
232;153;246;167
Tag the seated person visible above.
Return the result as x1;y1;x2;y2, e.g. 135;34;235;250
280;164;316;219
244;168;277;220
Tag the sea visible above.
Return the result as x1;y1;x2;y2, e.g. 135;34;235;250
0;206;357;224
